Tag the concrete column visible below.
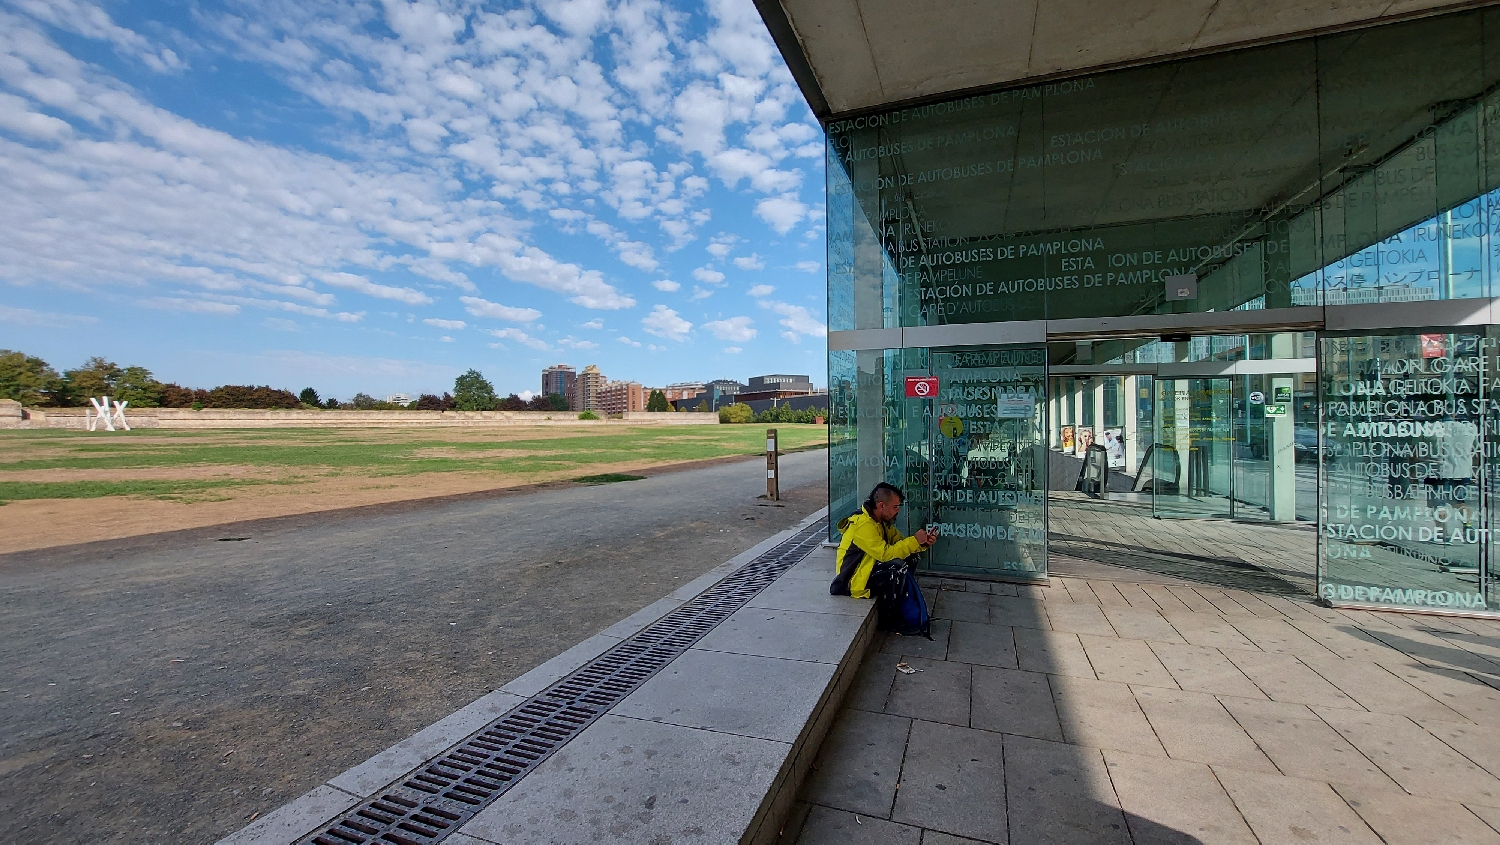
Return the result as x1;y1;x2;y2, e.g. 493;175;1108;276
1268;333;1297;521
1171;342;1192;488
1124;375;1139;476
1049;379;1061;448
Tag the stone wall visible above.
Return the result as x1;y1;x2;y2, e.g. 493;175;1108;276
1;406;721;430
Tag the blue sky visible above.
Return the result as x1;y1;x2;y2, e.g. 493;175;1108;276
0;0;827;400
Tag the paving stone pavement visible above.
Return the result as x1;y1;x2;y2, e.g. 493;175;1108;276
1048;492;1317;595
792;568;1500;844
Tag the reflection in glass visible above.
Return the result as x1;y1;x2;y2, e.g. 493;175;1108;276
1319;331;1488;611
925;347;1048;581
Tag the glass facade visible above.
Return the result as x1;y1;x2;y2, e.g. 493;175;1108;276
826;8;1500;615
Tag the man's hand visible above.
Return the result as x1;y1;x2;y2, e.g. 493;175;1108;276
914;527;935;547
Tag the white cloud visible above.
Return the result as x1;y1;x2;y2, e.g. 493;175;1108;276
488;327;549;350
439;335;454;342
423;317;467;330
641;304;692;341
0;0;825;358
693;266;726;285
795;260;821;273
747;284;775;297
461;296;542;323
580;319;603;329
558;336;598;349
13;0;184;72
702;315;756;341
723;346;742;354
518;389;536;401
648;343;665;352
755;195;809;234
761;299;827;340
652;279;680;292
689;287;713;301
617;335;642;347
0;304;100;326
137;297;239;316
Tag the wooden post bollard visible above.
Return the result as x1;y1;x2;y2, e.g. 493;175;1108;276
766;428;779;501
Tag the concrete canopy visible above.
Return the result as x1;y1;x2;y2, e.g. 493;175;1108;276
756;0;1477;120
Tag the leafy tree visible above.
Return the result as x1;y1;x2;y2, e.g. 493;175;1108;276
351;392;378;409
299;387;321;406
497;393;528;411
114;365;164;407
646;389;669;412
62;357;123;403
323;396;343;409
453;369;498;411
160;383;208;408
414;393;455;411
0;350;63;405
578;410;600;420
546;392;569;411
204;385;302;409
750;405;829;424
718;403;753;423
694;400;710;412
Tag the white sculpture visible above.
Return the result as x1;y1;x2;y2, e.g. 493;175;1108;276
85;396;130;431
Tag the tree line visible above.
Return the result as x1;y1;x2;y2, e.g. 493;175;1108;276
0;350;304;409
0;353;568;412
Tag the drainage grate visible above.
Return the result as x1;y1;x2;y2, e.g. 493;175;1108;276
301;517;830;845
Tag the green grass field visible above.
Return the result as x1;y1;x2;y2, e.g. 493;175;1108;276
0;424;828;504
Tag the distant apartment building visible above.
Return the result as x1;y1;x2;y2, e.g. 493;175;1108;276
671;378;745;411
541;364;576;400
660;382;705;402
748;374;813;392
570;365;605;411
735;375;824;404
385;393;412;405
599;380;646;415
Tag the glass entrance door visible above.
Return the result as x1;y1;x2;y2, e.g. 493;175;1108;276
1152;377;1235;518
923;346;1048;582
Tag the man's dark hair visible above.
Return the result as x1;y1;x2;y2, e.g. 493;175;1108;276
863;482;904;517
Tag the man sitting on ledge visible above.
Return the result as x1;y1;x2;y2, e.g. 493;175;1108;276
830;482;936;598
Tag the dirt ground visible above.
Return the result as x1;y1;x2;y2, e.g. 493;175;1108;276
0;451;830;844
0;425;826;554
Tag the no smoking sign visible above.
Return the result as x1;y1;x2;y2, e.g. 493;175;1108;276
905;376;939;398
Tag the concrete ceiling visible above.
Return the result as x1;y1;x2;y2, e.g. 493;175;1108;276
757;0;1478;119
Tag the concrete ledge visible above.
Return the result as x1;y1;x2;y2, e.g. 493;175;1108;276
216;507;834;845
217;786;360;845
457;540;876;844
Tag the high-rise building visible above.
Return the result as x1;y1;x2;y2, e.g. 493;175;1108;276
598;380;646;415
541;364;575;400
570;365;605;411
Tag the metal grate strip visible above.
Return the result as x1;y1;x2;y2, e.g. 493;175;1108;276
301;517;830;845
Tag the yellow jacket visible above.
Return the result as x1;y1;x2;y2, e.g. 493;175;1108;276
832;509;923;599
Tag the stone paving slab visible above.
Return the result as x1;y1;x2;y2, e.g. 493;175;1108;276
790;566;1500;844
458;714;790;843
